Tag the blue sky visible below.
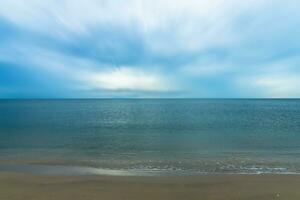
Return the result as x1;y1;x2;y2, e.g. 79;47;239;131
1;0;300;98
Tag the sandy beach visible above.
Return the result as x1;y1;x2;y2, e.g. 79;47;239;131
0;173;299;200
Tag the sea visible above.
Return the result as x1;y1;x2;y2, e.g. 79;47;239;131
0;99;300;176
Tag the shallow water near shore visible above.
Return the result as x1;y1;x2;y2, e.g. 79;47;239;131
1;99;300;175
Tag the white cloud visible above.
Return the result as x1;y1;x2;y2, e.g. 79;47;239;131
236;56;300;97
245;74;300;98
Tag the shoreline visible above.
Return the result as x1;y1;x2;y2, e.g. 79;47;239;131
0;162;300;176
1;172;300;200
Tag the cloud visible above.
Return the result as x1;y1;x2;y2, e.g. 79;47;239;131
0;44;174;94
242;74;300;98
1;0;300;97
180;54;234;77
236;56;300;97
0;0;266;52
81;67;173;92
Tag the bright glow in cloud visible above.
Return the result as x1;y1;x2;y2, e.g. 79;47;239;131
84;67;173;92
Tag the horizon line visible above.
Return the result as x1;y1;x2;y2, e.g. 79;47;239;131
1;98;300;100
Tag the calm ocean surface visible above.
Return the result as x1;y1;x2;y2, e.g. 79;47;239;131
0;99;300;175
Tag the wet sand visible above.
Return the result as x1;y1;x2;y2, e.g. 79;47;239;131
0;172;300;200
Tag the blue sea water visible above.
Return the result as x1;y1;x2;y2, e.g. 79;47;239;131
0;99;300;175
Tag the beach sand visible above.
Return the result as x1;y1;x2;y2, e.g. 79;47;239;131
0;172;299;200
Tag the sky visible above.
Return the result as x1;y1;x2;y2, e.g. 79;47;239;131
0;0;300;98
